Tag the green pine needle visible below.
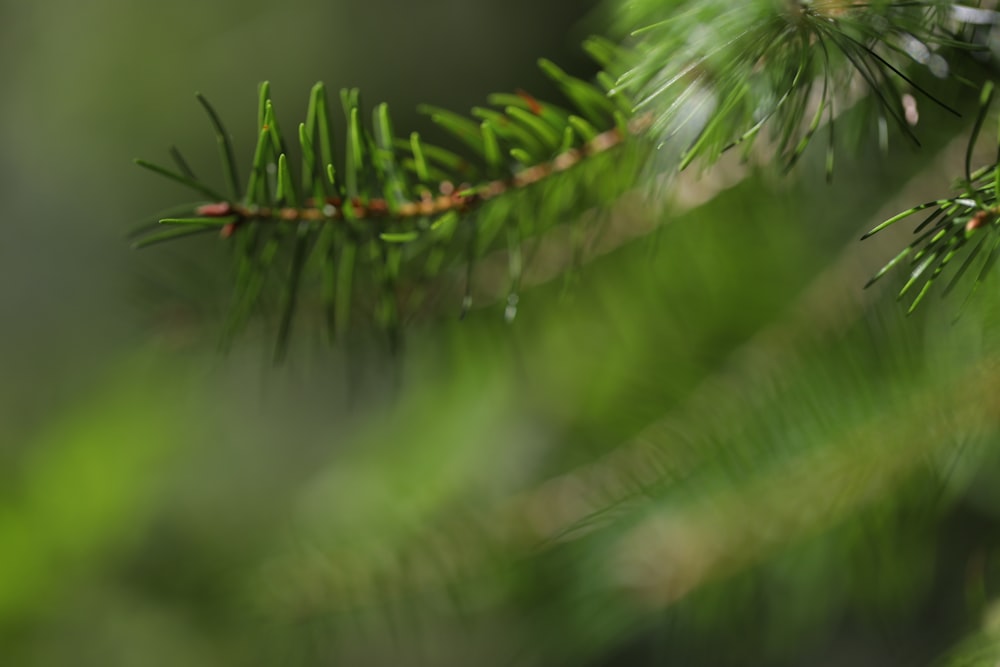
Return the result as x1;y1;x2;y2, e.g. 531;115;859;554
865;82;1000;314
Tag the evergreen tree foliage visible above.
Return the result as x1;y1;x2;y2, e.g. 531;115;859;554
132;0;1000;352
8;1;1000;666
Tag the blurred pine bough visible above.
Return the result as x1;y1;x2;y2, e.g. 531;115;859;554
11;1;1000;666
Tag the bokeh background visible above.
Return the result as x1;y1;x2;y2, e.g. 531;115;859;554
4;1;1000;666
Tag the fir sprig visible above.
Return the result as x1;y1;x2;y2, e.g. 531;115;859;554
131;2;999;354
864;81;1000;313
132;46;649;357
615;0;982;176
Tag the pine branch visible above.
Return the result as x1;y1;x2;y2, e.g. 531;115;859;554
614;0;981;175
864;81;1000;314
131;1;998;354
133;44;651;357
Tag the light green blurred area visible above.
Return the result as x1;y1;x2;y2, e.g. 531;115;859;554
4;1;1000;666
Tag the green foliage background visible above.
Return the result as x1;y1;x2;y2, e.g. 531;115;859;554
4;1;1000;665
